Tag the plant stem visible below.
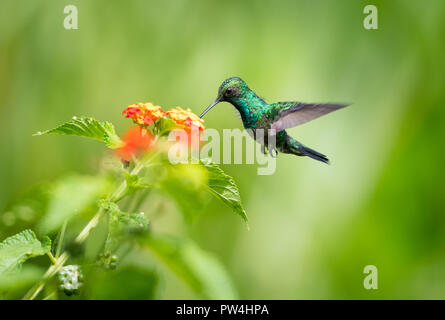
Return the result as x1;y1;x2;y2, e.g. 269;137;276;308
23;252;68;300
74;207;104;244
42;290;57;300
23;161;146;300
47;252;57;265
55;220;67;258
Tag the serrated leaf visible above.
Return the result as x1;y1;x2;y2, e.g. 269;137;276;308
143;234;237;299
34;117;124;149
200;159;249;226
0;230;51;273
157;160;247;225
37;175;111;234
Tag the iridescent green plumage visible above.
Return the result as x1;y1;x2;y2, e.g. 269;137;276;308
200;77;349;164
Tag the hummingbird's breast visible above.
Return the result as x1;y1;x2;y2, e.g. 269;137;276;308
239;104;271;129
254;111;274;129
232;89;268;129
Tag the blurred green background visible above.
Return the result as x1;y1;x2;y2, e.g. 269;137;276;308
1;0;444;299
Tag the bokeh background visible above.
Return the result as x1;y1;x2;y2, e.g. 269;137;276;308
1;0;444;299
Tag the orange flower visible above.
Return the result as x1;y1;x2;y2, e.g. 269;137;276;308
122;102;166;126
166;106;205;132
115;126;153;161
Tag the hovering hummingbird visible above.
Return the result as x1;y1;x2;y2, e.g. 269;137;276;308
200;77;348;164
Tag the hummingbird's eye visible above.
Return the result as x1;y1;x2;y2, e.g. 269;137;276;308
225;87;234;97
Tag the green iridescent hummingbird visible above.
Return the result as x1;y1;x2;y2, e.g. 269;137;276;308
200;77;349;164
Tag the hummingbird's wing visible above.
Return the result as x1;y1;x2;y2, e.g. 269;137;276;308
269;102;348;132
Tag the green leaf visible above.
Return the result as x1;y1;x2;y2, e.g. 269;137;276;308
33;117;124;149
99;199;149;232
154;117;184;136
200;159;249;226
157;160;248;225
0;266;45;299
0;230;51;273
37;175;111;234
159;163;209;222
0;265;44;289
99;199;149;252
143;234;237;299
122;171;150;197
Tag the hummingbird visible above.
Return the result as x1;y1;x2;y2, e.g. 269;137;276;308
200;77;348;164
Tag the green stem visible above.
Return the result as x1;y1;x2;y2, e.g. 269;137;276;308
23;161;146;300
42;291;57;300
47;252;57;265
23;252;68;300
55;220;67;258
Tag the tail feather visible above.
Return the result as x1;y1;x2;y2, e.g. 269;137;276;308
277;131;330;164
299;145;329;164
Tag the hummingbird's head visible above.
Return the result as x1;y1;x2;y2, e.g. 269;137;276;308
200;77;248;118
217;77;247;102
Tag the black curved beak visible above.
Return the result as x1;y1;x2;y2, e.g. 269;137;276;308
200;98;220;118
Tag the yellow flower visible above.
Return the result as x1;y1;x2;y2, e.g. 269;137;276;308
122;102;166;126
166;106;205;132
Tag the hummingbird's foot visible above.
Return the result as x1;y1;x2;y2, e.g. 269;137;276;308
269;147;278;158
261;144;267;155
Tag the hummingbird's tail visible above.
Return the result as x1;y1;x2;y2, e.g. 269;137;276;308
297;144;329;164
278;132;329;164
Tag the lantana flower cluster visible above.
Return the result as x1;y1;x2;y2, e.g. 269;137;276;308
118;102;205;161
122;102;205;132
165;107;205;132
115;126;153;161
122;102;166;126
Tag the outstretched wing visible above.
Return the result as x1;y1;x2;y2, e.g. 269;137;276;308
270;102;348;132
